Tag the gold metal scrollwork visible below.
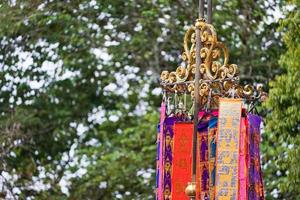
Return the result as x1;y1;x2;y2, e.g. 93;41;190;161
160;19;265;108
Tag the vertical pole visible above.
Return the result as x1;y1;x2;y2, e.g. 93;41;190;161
199;0;205;18
191;28;201;200
192;1;205;199
186;1;205;199
208;0;212;24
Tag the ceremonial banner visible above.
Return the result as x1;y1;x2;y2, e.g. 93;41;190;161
248;114;264;200
196;118;210;200
215;98;242;200
171;122;193;200
163;117;178;200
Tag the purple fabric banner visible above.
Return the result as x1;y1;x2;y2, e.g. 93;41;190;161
196;118;210;200
248;114;264;200
164;117;186;199
156;114;190;200
208;117;218;200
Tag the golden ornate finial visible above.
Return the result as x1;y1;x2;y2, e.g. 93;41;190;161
160;20;264;108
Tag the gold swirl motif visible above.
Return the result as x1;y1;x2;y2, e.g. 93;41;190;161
212;49;221;59
184;26;196;64
200;63;206;74
182;52;187;61
201;30;209;42
224;81;234;91
160;19;265;107
200;48;208;59
191;50;196;60
191;33;196;43
212;62;220;73
243;85;254;96
176;66;188;82
188;84;194;93
218;66;227;80
234;86;242;97
188;83;195;98
175;84;185;93
227;64;237;78
168;72;177;83
160;71;169;82
199;82;209;96
190;64;196;75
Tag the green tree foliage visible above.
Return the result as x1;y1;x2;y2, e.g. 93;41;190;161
0;0;284;199
264;1;300;199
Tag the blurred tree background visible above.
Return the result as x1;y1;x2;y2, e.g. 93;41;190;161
0;0;298;199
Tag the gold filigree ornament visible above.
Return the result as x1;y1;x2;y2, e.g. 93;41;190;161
160;19;265;108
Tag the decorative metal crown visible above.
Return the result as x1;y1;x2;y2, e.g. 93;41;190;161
160;19;265;108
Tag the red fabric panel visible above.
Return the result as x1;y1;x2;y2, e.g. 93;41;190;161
171;122;193;200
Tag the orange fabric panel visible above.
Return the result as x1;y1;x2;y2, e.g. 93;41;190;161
171;122;193;200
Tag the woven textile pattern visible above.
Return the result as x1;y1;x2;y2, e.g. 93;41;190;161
215;99;242;200
196;117;210;200
155;110;265;200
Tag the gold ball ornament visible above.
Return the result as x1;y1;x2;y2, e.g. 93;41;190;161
185;182;196;198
